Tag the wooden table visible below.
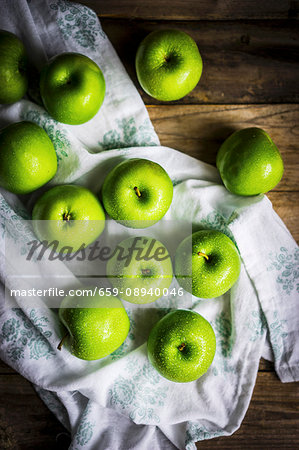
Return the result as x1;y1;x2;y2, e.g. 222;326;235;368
1;1;298;448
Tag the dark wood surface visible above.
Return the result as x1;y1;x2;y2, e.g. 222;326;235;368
77;1;299;20
1;1;299;449
102;19;299;104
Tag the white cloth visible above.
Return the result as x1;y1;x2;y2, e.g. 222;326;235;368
0;1;298;449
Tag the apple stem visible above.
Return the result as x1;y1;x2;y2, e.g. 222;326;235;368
134;186;142;198
142;268;151;275
63;212;71;221
57;333;69;351
197;252;209;261
178;343;186;352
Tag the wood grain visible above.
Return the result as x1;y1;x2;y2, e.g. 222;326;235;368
101;19;299;104
147;104;299;190
73;1;299;20
0;375;70;449
268;192;299;243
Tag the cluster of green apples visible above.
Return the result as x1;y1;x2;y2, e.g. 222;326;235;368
0;29;106;195
0;28;284;384
0;30;105;124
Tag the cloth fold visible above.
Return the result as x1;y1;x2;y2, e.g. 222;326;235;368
0;1;298;449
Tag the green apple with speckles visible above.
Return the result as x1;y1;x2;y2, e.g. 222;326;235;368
106;236;173;304
0;121;57;194
58;291;130;360
136;29;202;101
40;52;105;125
147;309;216;382
175;230;241;298
102;158;173;228
0;30;29;104
32;184;105;252
216;127;284;196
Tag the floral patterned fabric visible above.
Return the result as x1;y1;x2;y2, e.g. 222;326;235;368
0;1;298;450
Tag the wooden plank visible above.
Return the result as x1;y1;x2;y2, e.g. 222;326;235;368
0;359;14;374
73;1;298;20
101;19;299;104
268;192;299;243
258;359;274;372
0;371;297;449
147;104;299;191
0;375;70;449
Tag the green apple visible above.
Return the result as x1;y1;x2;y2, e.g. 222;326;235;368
106;236;173;304
147;309;216;382
58;290;130;360
0;121;57;194
40;52;105;125
102;158;173;228
135;29;202;101
216;127;284;196
32;184;105;252
175;230;241;298
0;30;29;104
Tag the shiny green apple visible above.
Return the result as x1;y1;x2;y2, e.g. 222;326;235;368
32;184;105;252
147;309;216;382
40;52;105;125
102;158;173;228
175;230;241;298
58;291;130;360
0;30;29;104
216;127;284;196
136;29;202;101
0;121;57;194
